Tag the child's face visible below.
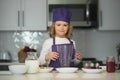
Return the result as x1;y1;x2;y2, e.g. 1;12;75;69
54;21;69;38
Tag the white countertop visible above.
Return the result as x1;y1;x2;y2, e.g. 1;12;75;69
0;70;120;80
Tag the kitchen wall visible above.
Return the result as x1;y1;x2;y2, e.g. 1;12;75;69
0;29;120;63
84;30;120;63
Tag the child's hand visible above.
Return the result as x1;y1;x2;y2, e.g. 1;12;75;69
75;51;82;60
45;52;59;61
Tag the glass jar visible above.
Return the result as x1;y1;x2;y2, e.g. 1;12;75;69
25;52;39;74
106;56;115;72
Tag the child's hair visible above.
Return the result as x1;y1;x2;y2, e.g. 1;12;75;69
49;22;73;38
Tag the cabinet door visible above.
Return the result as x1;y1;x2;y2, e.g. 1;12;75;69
0;0;21;30
22;0;47;31
99;0;120;30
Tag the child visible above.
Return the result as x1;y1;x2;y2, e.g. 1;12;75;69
39;8;82;68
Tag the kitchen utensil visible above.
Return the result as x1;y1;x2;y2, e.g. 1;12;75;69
0;51;11;62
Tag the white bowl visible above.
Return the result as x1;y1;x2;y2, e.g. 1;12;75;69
56;67;78;73
39;67;53;73
8;65;27;74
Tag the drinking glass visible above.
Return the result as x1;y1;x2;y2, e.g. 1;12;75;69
106;56;115;72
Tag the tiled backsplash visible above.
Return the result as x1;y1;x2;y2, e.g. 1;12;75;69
0;31;49;61
12;31;47;49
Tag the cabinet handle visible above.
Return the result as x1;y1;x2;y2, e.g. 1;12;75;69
86;0;90;24
18;11;20;27
99;11;102;27
22;11;24;27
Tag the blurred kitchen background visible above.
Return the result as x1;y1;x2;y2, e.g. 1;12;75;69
0;0;120;64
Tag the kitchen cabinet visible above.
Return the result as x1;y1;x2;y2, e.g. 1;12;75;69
99;0;120;30
0;0;47;31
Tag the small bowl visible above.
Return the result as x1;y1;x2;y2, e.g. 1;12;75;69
39;67;53;73
8;65;27;74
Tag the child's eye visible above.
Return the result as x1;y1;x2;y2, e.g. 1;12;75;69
56;24;61;26
64;24;68;27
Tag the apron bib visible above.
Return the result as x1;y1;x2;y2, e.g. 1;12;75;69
49;38;75;68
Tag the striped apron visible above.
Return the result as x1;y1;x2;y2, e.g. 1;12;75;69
49;38;75;68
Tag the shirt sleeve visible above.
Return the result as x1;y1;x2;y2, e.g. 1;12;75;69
38;39;52;65
71;40;76;50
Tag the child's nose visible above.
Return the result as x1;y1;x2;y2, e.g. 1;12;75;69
60;26;64;29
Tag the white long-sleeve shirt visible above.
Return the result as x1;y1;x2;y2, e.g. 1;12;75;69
38;37;80;65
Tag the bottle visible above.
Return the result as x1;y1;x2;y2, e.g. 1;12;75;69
25;52;39;73
106;56;115;72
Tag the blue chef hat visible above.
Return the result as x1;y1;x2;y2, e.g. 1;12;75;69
52;8;72;23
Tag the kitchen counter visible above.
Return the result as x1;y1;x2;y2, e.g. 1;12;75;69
0;70;120;80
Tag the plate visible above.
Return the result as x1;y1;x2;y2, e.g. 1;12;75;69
39;67;53;73
82;68;103;73
56;67;78;73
